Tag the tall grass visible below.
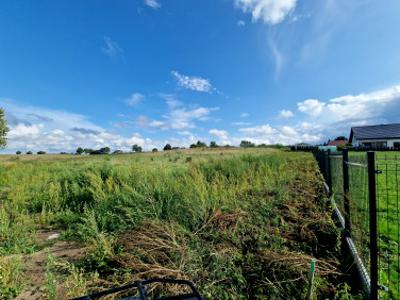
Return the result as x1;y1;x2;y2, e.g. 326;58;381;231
0;149;347;299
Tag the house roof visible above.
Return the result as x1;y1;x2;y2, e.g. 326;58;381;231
327;140;348;146
349;123;400;142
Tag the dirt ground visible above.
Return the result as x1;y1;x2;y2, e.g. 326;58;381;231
14;231;86;300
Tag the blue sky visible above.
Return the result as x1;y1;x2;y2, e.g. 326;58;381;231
1;0;400;152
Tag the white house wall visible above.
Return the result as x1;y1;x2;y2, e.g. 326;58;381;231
352;139;400;147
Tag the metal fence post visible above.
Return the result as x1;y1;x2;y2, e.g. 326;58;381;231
342;149;351;237
326;150;333;197
367;151;378;300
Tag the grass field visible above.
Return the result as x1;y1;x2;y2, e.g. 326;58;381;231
0;149;353;299
330;151;400;300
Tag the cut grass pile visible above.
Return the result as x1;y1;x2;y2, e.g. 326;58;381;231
0;149;351;299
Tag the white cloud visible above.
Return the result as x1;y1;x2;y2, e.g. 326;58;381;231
231;121;252;126
1;99;157;153
283;84;400;143
278;109;294;118
268;38;284;76
125;93;144;106
298;85;400;124
171;71;213;93
209;129;231;145
235;0;297;25
144;0;161;9
136;97;219;131
238;123;321;145
297;99;325;116
237;20;246;27
8;123;42;139
240;112;249;118
209;129;228;138
102;36;124;59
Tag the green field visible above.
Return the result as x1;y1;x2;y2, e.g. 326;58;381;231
0;149;353;299
330;151;400;300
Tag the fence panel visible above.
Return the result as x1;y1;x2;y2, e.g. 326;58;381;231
375;153;400;300
347;152;371;283
312;150;400;299
329;153;344;213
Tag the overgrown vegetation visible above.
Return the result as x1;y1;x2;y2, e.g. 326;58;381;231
0;149;352;299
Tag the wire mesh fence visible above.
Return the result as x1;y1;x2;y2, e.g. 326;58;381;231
317;150;400;300
329;153;344;213
375;153;400;300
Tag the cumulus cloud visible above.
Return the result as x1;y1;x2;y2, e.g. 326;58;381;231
278;109;294;118
171;71;213;93
102;36;124;59
297;99;325;116
209;129;231;144
240;84;400;146
298;85;400;124
238;123;321;145
1;99;156;153
137;104;219;131
125;93;144;106
235;0;297;25
144;0;161;9
286;84;400;143
247;85;400;146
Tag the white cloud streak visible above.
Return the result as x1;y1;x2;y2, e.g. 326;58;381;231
125;93;144;106
102;36;124;59
171;71;213;93
144;0;161;10
235;0;297;25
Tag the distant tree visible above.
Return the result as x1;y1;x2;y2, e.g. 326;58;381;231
163;144;172;151
189;143;197;149
152;148;158;152
83;148;93;154
335;136;347;141
16;150;21;155
99;147;110;154
132;144;143;153
26;151;33;155
240;140;255;148
76;147;84;155
0;108;9;149
196;140;207;148
37;151;46;155
209;141;218;148
112;150;123;154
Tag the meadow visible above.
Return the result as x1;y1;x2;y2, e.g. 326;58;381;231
0;148;353;299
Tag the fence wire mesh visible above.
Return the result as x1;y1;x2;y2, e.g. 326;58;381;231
375;153;400;300
317;150;400;299
347;153;370;277
329;153;344;213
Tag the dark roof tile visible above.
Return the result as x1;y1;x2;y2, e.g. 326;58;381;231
351;123;400;140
